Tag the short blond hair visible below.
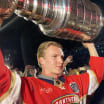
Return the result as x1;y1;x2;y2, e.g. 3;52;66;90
37;41;63;67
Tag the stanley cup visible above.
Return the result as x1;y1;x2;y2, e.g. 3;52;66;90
0;0;103;41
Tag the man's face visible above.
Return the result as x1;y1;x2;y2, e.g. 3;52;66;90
29;69;35;76
40;45;64;77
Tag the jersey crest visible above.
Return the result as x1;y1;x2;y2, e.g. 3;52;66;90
70;82;79;93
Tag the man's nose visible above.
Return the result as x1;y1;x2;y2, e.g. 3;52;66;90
58;57;64;64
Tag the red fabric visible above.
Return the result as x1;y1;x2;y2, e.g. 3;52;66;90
0;49;104;103
0;50;4;67
89;56;104;83
21;56;104;104
0;50;11;97
21;77;82;104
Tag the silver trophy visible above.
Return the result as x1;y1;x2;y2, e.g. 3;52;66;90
0;0;103;41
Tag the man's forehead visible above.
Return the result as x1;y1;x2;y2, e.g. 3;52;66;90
45;46;64;56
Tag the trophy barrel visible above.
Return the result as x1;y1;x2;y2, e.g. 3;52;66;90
0;0;103;42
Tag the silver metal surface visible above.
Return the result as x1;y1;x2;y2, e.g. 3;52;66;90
0;0;103;41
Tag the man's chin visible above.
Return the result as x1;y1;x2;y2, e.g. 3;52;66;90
56;72;63;77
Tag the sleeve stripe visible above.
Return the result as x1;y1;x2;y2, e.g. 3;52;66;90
87;70;99;95
0;72;21;103
0;72;16;102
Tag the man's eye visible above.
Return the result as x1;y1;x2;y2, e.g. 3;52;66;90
53;55;57;58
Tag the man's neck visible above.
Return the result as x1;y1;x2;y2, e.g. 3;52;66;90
40;72;60;79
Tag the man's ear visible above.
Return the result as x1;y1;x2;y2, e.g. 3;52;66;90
38;57;44;66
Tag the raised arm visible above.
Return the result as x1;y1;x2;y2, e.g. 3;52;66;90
0;50;11;100
82;42;104;95
62;55;73;70
0;50;21;103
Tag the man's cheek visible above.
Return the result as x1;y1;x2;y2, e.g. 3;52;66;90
49;60;56;65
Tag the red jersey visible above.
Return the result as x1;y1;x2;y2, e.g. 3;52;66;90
0;50;104;104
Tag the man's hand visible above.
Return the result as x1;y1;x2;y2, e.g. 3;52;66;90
63;55;73;69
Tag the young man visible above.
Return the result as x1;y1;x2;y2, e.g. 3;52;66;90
0;41;104;104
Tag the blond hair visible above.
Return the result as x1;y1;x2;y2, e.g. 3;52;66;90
37;41;63;67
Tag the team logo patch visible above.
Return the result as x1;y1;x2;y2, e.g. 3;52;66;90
51;94;79;104
70;82;79;93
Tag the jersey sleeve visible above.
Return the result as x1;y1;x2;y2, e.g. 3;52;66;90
0;50;11;98
76;56;104;96
0;50;21;103
87;56;104;95
67;56;104;97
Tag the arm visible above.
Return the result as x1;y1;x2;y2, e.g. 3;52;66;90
23;68;28;76
62;55;73;69
0;50;21;103
82;42;104;95
0;50;11;98
23;65;34;77
82;42;98;57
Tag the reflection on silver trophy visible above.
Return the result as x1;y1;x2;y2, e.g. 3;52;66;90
0;0;103;41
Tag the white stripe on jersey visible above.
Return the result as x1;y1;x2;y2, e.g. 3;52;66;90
87;70;99;95
0;72;21;104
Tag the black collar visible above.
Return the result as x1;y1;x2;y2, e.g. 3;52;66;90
37;74;65;85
